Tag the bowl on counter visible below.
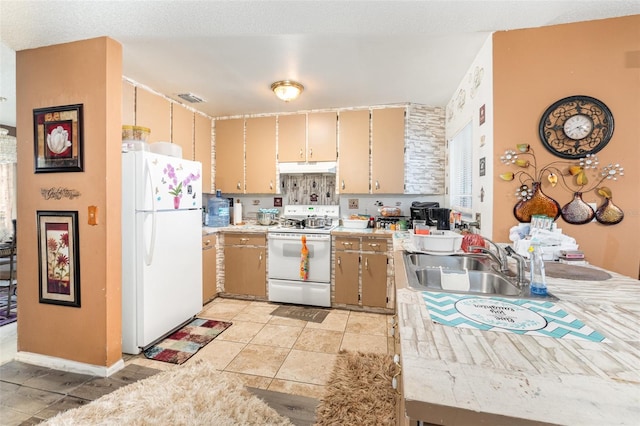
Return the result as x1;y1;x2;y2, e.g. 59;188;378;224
257;210;279;225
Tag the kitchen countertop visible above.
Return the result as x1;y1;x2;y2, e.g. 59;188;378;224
392;232;640;425
203;224;398;237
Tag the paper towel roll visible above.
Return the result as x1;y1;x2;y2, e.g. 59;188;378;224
233;201;242;225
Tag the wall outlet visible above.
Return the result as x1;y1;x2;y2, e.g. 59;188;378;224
348;199;359;209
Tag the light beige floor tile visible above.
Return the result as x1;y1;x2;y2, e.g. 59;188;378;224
225;344;289;377
269;378;327;399
198;298;251;320
250;324;303;348
187;339;246;370
293;328;343;354
340;332;389;354
304;310;348;332
345;311;389;336
275;350;337;385
233;305;278;323
219;371;273;390
216;320;265;343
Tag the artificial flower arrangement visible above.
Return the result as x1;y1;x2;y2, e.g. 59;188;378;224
498;144;624;225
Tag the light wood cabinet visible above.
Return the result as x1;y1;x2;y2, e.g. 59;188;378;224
278;114;306;162
308;111;337;162
372;108;405;194
246;116;277;193
172;103;194;160
194;113;213;193
223;233;266;297
135;88;171;142
338;110;370;193
333;236;389;308
202;234;217;303
215;118;244;193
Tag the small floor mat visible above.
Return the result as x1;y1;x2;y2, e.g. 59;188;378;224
143;318;231;365
271;305;329;323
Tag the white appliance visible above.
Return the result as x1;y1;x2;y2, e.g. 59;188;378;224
121;150;203;354
268;205;339;307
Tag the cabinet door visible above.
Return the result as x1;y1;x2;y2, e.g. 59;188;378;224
194;113;213;193
215;119;244;193
338;110;370;193
372;108;405;194
223;245;244;294
223;246;265;297
278;114;306;162
202;235;217;302
246;116;276;193
136;88;171;142
172;103;194;160
308;111;337;162
334;251;360;305
361;253;388;308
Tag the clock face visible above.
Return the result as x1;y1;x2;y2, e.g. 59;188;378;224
539;95;614;159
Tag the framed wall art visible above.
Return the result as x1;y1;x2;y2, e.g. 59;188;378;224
37;211;81;307
33;104;84;173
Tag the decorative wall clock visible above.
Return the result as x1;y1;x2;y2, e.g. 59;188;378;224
538;95;614;159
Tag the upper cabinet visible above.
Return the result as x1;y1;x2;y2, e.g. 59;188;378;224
338;110;370;194
371;107;405;194
171;103;194;160
215;118;244;193
246;116;277;193
307;112;337;162
135;88;171;142
194;113;212;193
278;114;306;162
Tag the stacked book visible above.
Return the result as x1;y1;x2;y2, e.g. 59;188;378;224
558;250;588;265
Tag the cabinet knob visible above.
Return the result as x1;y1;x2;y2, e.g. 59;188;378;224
240;238;249;243
375;180;380;190
368;243;379;248
365;258;369;270
337;256;341;266
236;181;241;190
204;239;211;246
299;148;304;158
341;180;345;190
259;251;263;264
309;148;313;158
269;181;273;190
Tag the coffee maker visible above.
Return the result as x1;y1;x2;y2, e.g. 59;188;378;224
410;202;439;225
427;208;452;230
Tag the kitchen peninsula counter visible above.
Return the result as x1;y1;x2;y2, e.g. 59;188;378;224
202;223;270;236
392;233;640;425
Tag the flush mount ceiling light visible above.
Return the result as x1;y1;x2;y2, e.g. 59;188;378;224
271;80;304;102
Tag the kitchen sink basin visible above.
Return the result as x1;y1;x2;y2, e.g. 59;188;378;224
405;252;492;271
403;251;558;300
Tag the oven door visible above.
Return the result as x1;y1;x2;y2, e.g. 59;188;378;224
268;232;331;283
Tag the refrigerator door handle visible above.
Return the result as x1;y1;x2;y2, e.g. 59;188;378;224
144;159;157;266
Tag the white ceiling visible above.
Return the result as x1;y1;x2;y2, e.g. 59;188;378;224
1;1;639;128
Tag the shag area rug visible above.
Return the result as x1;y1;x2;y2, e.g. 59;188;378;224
43;360;293;426
143;318;231;364
271;305;329;323
315;350;398;425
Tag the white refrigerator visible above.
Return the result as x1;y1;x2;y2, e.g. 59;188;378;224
121;150;203;354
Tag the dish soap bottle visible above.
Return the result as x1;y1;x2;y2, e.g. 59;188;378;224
528;243;547;296
207;189;230;227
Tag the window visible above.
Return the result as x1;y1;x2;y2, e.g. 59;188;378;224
0;129;17;242
449;122;473;212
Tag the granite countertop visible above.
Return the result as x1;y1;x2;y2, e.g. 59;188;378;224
393;234;640;425
202;221;271;236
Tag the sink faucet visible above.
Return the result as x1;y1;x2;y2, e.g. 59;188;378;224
469;237;509;274
504;245;528;288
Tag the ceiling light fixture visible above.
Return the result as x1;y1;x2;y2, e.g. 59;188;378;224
271;80;304;102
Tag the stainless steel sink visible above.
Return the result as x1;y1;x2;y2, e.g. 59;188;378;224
403;251;558;300
405;252;492;271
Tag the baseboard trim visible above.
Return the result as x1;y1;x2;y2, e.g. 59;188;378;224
14;351;125;377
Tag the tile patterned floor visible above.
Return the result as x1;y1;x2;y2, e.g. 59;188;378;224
0;298;393;425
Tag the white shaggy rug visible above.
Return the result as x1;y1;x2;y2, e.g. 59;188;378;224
44;361;293;426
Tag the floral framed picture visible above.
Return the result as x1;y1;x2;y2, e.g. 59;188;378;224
37;211;81;307
33;104;84;173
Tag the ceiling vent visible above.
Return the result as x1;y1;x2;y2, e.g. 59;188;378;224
177;93;205;103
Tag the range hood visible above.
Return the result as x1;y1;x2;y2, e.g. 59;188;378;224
278;161;337;175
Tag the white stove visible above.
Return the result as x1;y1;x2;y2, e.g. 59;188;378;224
267;205;339;307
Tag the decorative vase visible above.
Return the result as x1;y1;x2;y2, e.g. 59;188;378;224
595;197;624;225
513;181;561;223
173;196;181;209
560;192;595;225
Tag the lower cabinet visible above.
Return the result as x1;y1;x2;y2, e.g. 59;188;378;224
334;236;390;308
223;233;266;297
202;234;217;303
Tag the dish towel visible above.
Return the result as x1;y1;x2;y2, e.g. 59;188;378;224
300;235;309;280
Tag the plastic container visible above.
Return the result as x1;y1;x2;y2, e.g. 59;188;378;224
207;190;230;227
411;230;463;253
343;219;369;229
529;244;548;296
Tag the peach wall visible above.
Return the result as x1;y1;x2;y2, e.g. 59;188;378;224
16;37;123;367
493;15;640;278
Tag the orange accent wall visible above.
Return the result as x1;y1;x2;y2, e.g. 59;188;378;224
16;37;123;367
493;15;640;278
